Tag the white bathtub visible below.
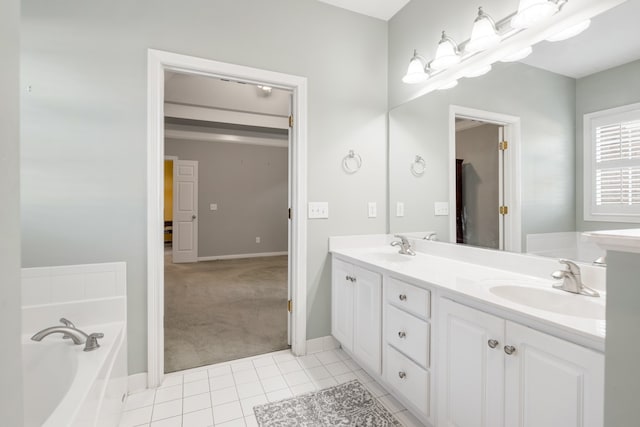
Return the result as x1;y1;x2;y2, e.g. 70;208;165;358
23;322;127;427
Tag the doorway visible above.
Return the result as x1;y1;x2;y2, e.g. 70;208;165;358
449;105;522;252
147;50;308;388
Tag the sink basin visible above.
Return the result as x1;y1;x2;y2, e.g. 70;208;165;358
489;285;605;320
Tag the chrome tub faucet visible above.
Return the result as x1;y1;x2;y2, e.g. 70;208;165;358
32;323;104;351
551;259;600;297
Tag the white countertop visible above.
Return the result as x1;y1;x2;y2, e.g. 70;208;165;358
331;242;606;352
583;228;640;254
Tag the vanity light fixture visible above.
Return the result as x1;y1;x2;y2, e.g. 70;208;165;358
546;19;591;42
500;46;533;62
430;31;462;71
464;64;492;78
511;0;559;30
437;80;459;90
465;7;501;54
402;50;429;84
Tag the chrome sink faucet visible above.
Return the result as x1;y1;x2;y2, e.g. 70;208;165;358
551;259;600;297
391;234;416;256
32;324;104;351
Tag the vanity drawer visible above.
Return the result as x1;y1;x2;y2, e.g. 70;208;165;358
385;304;430;368
385;344;429;418
386;277;430;319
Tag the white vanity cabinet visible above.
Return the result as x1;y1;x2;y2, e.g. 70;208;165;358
331;257;382;375
438;298;604;427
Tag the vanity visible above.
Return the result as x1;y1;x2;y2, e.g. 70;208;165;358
330;235;606;427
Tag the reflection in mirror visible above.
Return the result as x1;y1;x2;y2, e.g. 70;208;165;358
388;0;640;263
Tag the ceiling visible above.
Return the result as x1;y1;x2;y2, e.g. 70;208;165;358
316;0;410;20
521;0;640;78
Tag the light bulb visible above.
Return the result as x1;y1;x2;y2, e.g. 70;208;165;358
546;20;591;42
430;31;461;71
511;0;558;29
465;7;501;54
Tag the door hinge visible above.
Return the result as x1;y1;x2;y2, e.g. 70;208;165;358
499;141;508;151
288;115;293;128
287;299;293;313
288;208;292;220
499;205;509;215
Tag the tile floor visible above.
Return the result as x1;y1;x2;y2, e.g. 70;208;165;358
119;348;424;427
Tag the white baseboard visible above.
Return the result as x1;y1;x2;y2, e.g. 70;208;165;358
128;372;148;394
198;251;287;262
306;335;340;354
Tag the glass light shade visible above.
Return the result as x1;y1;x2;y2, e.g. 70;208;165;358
402;50;429;84
500;46;533;62
464;64;492;78
465;8;501;54
430;31;461;71
546;20;591;42
438;80;459;90
511;0;558;29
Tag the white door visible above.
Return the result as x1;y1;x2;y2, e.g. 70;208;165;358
331;258;354;352
504;321;604;427
438;299;505;427
352;265;382;375
172;160;198;263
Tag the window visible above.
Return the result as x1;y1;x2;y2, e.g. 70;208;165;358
584;103;640;222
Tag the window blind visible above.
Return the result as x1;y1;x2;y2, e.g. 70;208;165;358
594;119;640;207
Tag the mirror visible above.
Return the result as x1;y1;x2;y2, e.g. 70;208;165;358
388;0;640;263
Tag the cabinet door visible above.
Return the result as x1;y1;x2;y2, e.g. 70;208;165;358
353;265;382;374
438;299;505;427
331;258;354;352
504;322;604;427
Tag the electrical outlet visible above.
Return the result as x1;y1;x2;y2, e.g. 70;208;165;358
434;202;449;216
308;202;329;219
256;237;261;243
368;202;377;218
210;203;218;211
396;202;405;217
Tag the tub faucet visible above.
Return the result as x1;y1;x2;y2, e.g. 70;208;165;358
391;234;416;256
59;318;75;340
551;259;600;297
31;326;104;351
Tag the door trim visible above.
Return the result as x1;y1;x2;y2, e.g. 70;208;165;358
147;49;308;387
449;105;522;252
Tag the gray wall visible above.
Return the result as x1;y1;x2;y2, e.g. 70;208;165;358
389;62;577;248
21;0;388;375
456;124;500;249
576;59;640;231
166;140;288;257
604;250;640;427
0;0;23;423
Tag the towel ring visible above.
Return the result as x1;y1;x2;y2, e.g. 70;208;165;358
411;155;426;176
342;150;362;174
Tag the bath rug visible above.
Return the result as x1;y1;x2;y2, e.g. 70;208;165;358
253;379;401;426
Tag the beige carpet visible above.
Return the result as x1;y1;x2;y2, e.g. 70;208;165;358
164;254;289;373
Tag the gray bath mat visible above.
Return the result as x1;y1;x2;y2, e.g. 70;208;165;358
253;379;402;426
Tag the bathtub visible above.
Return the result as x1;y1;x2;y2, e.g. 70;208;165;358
22;322;127;427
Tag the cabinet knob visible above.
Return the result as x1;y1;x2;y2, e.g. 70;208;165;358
487;339;499;349
398;331;406;339
504;345;516;355
345;275;350;282
398;294;407;301
398;371;407;379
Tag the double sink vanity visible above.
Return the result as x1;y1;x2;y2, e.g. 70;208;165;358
330;234;606;427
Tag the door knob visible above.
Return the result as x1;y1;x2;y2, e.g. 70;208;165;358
504;345;516;355
488;339;499;349
192;215;197;220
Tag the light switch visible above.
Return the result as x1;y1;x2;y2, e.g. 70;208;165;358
368;202;377;218
308;202;329;219
396;202;405;217
434;202;449;216
210;203;218;211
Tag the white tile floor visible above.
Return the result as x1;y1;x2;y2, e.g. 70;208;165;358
119;348;424;427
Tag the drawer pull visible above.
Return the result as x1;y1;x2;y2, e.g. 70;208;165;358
398;371;407;379
398;294;407;301
487;339;499;349
345;275;356;283
398;331;406;339
504;345;516;355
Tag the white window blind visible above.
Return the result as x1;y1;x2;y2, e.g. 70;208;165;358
585;103;640;222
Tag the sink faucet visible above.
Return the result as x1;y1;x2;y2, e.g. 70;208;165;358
551;259;599;297
32;326;104;351
391;234;416;256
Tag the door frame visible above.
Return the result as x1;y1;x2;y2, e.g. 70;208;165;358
147;49;308;387
448;105;522;252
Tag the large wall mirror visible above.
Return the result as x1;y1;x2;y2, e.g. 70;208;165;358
389;0;640;263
